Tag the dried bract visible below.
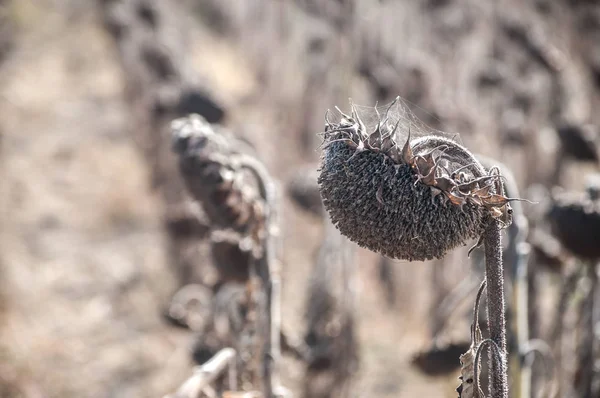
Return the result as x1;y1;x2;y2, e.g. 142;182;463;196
318;100;519;261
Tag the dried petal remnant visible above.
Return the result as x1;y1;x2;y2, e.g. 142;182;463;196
318;101;516;261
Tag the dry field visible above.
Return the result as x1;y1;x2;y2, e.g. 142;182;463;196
0;0;599;397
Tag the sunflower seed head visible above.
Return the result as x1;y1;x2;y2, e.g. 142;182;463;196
318;101;524;261
318;105;497;260
320;140;489;260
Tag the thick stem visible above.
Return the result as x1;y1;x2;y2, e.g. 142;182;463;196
492;156;529;398
512;242;531;398
484;220;509;398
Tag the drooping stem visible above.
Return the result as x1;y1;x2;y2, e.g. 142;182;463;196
484;219;509;398
171;116;282;396
240;158;282;398
476;155;528;398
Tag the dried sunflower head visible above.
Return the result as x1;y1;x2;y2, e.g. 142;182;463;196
547;189;600;261
318;99;516;261
556;123;599;163
411;341;471;376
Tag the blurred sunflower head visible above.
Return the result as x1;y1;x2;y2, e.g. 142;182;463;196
548;188;600;261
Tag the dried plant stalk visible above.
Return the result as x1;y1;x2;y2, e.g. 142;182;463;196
474;339;504;398
457;280;510;398
171;114;281;397
549;264;580;397
521;339;558;398
303;218;358;398
259;177;282;398
165;347;237;398
574;262;598;398
478;155;530;398
546;186;600;396
483;220;509;398
511;241;532;398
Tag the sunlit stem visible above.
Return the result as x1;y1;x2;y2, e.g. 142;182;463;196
483;220;509;398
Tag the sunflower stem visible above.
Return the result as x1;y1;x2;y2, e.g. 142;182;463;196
484;219;509;398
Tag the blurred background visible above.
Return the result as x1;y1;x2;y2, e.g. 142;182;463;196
0;0;599;397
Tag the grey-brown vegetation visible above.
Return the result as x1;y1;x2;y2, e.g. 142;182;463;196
170;114;283;397
1;0;600;397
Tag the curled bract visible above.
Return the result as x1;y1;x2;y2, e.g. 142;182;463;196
318;99;521;261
